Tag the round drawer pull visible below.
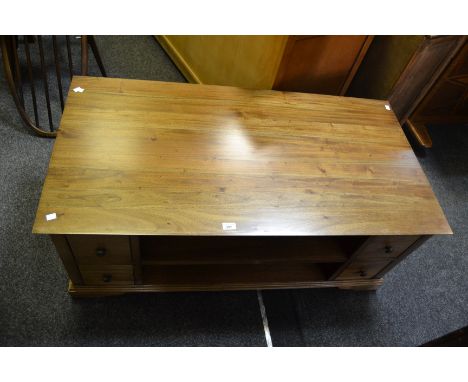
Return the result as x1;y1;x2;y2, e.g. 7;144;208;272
96;248;106;257
384;245;393;254
102;274;112;283
359;270;367;277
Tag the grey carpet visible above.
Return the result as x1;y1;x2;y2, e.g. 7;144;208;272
0;36;466;346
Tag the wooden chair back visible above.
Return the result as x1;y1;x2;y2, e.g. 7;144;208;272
1;35;106;137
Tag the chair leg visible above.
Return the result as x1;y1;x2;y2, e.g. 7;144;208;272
80;35;88;76
88;35;107;77
407;119;432;148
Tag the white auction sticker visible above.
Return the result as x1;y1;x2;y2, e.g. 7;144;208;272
222;222;237;231
45;213;57;221
73;87;85;93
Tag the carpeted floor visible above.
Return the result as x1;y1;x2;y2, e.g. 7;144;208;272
0;36;466;346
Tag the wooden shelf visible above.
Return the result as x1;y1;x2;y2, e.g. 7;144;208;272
140;236;351;266
141;263;330;291
138;237;354;291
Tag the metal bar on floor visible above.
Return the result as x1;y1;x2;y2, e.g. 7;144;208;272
257;290;273;347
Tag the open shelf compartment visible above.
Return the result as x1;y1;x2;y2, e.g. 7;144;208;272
140;236;364;265
138;236;365;289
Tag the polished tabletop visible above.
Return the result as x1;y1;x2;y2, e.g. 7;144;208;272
33;76;451;236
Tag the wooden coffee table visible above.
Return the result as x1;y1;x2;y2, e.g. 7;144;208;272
33;76;451;297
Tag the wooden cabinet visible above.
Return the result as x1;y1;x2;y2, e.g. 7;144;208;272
156;35;373;95
339;35;468;148
33;76;451;297
50;234;427;293
409;40;468;129
274;36;373;95
332;236;421;281
388;36;467;147
156;36;288;89
347;36;425;101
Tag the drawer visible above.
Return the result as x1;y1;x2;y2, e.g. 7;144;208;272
67;235;132;265
80;265;134;285
335;260;391;280
356;236;419;261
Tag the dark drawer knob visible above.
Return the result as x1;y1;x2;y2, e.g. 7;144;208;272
359;270;367;277
384;245;393;254
102;274;112;283
96;248;106;257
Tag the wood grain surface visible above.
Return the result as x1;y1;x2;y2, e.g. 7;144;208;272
274;35;373;95
155;35;288;89
33;76;451;236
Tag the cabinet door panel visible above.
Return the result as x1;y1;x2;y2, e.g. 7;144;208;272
274;36;372;95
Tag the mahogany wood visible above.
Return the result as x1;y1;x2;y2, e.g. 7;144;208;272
68;278;385;296
130;237;142;284
157;35;373;96
374;235;431;278
140;236;349;265
33;76;451;237
389;36;467;147
389;36;465;124
352;235;420;261
67;235;132;266
407;120;433;148
32;76;451;296
79;265;134;285
335;260;392;280
411;40;468;126
50;235;83;285
329;235;420;280
274;36;373;95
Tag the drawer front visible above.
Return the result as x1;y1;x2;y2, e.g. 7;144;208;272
67;235;132;265
335;260;391;280
356;236;419;261
80;265;134;285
